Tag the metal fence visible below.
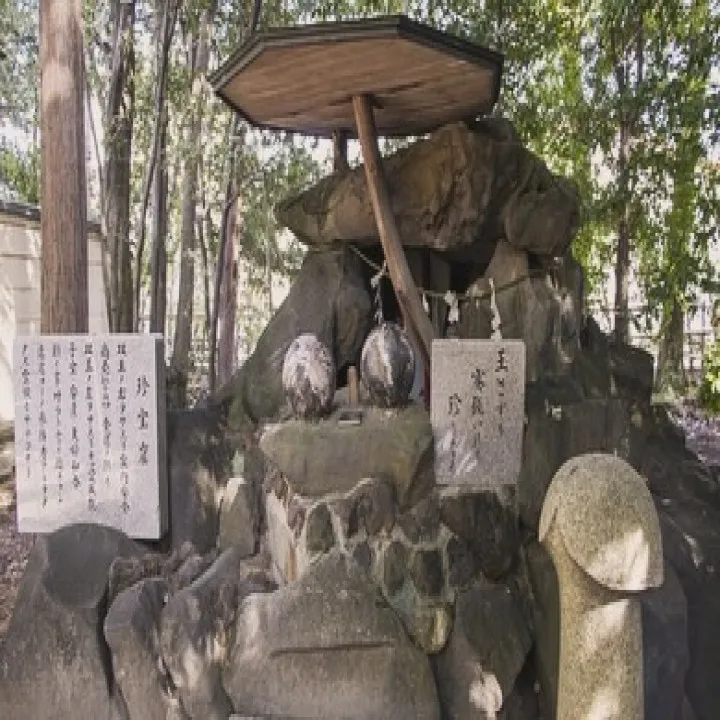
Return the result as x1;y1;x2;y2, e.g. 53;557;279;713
587;301;718;382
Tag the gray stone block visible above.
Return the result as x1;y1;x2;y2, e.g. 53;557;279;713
434;579;531;719
0;523;144;720
12;334;168;539
218;478;257;556
222;551;440;719
260;406;434;507
431;340;525;488
105;578;185;720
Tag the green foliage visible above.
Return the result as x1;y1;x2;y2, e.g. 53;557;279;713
698;341;720;413
0;0;38;133
0;141;39;203
2;0;717;384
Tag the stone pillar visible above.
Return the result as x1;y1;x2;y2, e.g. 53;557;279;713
539;453;663;720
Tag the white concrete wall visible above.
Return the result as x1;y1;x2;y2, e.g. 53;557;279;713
0;214;108;421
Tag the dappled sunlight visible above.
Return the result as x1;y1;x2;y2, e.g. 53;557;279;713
179;642;204;690
469;670;502;715
682;532;704;568
585;527;653;590
584;685;621;720
41;61;74;109
238;595;264;659
558;592;642;720
581;597;631;657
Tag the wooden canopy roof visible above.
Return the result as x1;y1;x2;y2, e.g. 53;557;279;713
209;15;504;138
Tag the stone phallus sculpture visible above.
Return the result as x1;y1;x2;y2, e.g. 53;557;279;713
360;322;416;408
538;453;663;720
282;334;336;420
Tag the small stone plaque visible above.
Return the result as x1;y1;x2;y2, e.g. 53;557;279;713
431;339;525;487
13;334;168;539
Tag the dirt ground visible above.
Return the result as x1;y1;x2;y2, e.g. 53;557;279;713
0;501;33;645
0;403;717;647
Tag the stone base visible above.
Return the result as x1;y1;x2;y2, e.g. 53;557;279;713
263;455;520;654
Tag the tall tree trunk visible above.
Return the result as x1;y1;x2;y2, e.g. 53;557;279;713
209;184;239;394
265;227;273;316
171;2;216;393
104;0;135;332
85;76;113;328
217;197;239;387
208;1;261;392
149;116;168;335
39;0;88;333
612;12;644;347
613;198;630;344
656;298;686;396
134;0;177;330
197;211;212;342
614;98;631;345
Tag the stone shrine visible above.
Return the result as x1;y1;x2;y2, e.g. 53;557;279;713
2;16;720;720
12;334;168;539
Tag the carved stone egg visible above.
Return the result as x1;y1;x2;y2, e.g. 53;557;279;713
282;334;336;420
360;322;416;408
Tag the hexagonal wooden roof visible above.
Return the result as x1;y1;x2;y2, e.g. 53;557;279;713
209;15;503;138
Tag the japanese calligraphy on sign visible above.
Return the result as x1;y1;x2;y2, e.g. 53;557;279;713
431;339;525;487
12;334;168;539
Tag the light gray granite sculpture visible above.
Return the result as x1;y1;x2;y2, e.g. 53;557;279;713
539;453;663;720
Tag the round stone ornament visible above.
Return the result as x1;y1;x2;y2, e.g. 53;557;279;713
360;322;416;408
282;334;336;420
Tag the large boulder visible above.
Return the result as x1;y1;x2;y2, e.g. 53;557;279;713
166;407;231;554
260;406;434;507
222;551;441;719
219;246;372;429
217;477;258;556
655;498;720;720
0;524;143;720
158;548;275;720
439;487;520;580
433;578;532;719
642;562;690;720
630;406;720;718
277;122;580;259
458;246;584;384
518;394;630;531
526;542;561;720
104;578;187;720
609;342;655;406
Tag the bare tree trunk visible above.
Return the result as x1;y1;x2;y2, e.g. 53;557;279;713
613;200;630;344
39;0;88;333
209;186;239;394
613;104;631;345
217;197;239;387
656;298;686;396
104;0;135;332
133;0;177;330
171;2;216;390
612;14;644;347
149;116;168;335
85;77;113;327
197;211;212;341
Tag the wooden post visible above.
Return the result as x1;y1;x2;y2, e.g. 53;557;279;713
39;0;88;333
352;94;434;368
332;129;349;172
348;365;359;406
